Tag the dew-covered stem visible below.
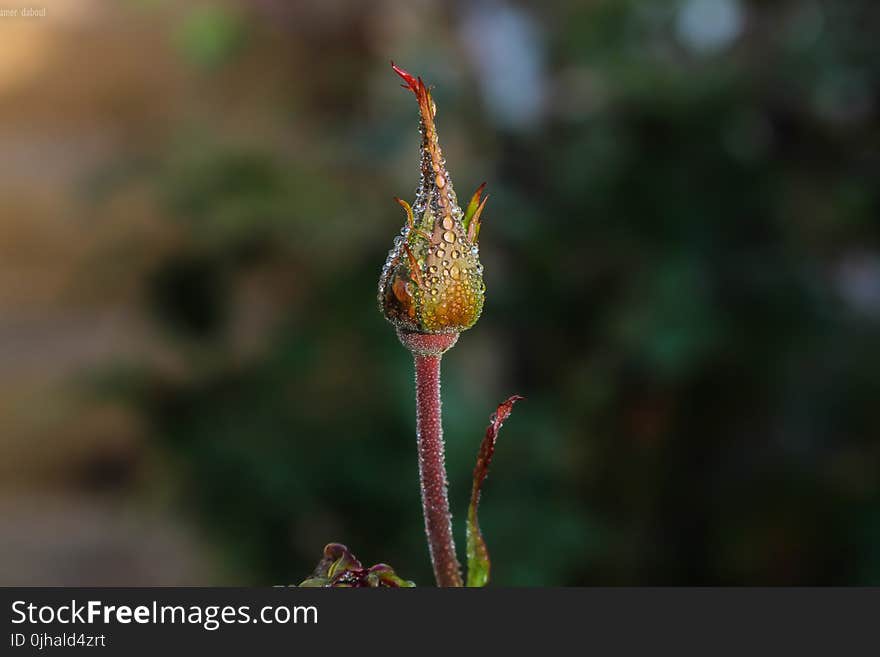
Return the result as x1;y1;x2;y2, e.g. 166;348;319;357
413;351;463;587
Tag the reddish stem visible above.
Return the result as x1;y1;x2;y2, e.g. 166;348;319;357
413;351;463;587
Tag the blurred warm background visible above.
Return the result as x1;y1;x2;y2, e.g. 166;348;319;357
0;0;878;585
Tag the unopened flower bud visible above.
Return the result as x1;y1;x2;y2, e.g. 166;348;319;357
378;64;488;341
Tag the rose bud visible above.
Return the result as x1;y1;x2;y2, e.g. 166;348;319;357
378;63;488;351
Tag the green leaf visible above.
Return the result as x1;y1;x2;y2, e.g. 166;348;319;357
365;564;416;588
298;543;415;587
466;395;524;587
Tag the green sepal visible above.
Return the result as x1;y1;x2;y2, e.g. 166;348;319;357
463;182;487;232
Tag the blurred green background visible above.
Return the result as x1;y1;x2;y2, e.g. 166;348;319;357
0;0;877;586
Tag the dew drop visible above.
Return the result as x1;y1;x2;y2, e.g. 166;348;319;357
452;250;460;259
442;216;454;230
443;231;456;244
435;174;446;188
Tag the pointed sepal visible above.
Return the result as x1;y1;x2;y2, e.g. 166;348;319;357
464;183;488;243
463;182;487;228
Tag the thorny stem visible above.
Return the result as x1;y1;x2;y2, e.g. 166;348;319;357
413;351;463;587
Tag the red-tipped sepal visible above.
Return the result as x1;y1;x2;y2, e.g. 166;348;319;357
391;61;420;95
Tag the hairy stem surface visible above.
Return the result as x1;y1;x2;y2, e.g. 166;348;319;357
413;353;463;587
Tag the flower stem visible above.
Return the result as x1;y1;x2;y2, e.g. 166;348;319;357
413;351;463;587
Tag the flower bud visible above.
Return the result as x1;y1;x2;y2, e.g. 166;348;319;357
378;64;488;338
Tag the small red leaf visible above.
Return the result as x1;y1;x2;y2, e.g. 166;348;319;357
466;395;524;587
